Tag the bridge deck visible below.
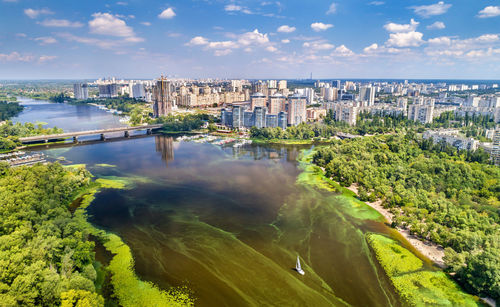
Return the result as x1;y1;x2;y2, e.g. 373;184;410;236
20;124;163;143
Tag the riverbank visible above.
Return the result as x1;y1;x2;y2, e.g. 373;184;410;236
345;184;446;267
299;151;485;306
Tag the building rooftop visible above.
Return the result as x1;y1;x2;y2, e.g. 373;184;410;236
251;92;266;98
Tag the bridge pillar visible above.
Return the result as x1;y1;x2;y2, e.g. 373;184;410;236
124;131;130;138
146;128;152;135
73;136;78;143
100;134;106;141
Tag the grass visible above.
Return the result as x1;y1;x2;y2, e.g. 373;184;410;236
367;233;483;307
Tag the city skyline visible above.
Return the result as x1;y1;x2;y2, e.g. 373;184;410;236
1;0;500;79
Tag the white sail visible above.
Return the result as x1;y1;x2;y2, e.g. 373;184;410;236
296;255;305;275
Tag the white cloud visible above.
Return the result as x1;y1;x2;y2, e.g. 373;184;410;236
238;29;269;46
159;8;176;19
428;36;451;45
333;45;354;56
187;36;209;46
477;6;500;18
39;19;84;28
24;8;53;19
411;2;451;18
364;43;378;53
140;22;151;26
277;25;296;33
34;36;57;45
326;3;337;15
186;29;273;56
303;41;335;50
266;46;278;52
281;39;290;44
387;31;424;47
427;21;445;30
225;4;242;11
38;55;57;63
384;19;419;33
424;33;500;60
369;1;384;5
207;41;239;49
224;4;252;14
476;34;499;43
89;13;141;42
0;52;34;62
311;22;333;32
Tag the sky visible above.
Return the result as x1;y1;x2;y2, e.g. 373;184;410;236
1;0;500;79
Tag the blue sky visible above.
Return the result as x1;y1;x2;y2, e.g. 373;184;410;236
1;0;500;79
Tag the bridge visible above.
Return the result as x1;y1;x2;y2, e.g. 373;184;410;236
19;124;164;144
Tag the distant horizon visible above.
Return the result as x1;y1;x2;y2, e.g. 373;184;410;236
1;77;500;83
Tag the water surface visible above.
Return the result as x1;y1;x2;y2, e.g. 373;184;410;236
42;137;403;306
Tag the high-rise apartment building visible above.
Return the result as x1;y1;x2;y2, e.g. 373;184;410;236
73;83;88;100
492;128;500;166
268;93;286;114
287;94;307;126
98;84;118;98
278;80;287;91
408;104;434;124
153;78;175;117
359;86;375;107
129;83;145;99
250;92;267;110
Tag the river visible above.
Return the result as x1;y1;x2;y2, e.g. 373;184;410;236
15;98;438;306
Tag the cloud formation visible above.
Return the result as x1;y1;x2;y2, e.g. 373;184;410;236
427;21;445;30
311;22;333;32
159;8;176;19
277;25;296;33
411;2;451;18
24;8;53;19
326;3;337;15
477;6;500;18
387;31;424;47
384;19;419;33
39;19;83;28
89;13;142;42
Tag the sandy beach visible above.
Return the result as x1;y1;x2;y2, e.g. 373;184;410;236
345;184;446;268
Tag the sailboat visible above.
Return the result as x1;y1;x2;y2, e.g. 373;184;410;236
295;255;305;275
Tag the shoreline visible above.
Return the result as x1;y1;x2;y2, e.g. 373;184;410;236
345;184;446;268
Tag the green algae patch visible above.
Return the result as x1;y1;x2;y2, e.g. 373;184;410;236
72;175;194;307
95;163;117;168
63;163;87;169
100;232;193;307
367;233;483;307
96;177;130;190
297;149;383;221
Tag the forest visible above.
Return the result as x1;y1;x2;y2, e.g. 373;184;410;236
0;121;63;151
157;114;213;132
312;133;499;300
0;163;104;306
0;102;23;121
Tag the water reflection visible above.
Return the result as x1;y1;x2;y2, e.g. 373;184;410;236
155;136;175;166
